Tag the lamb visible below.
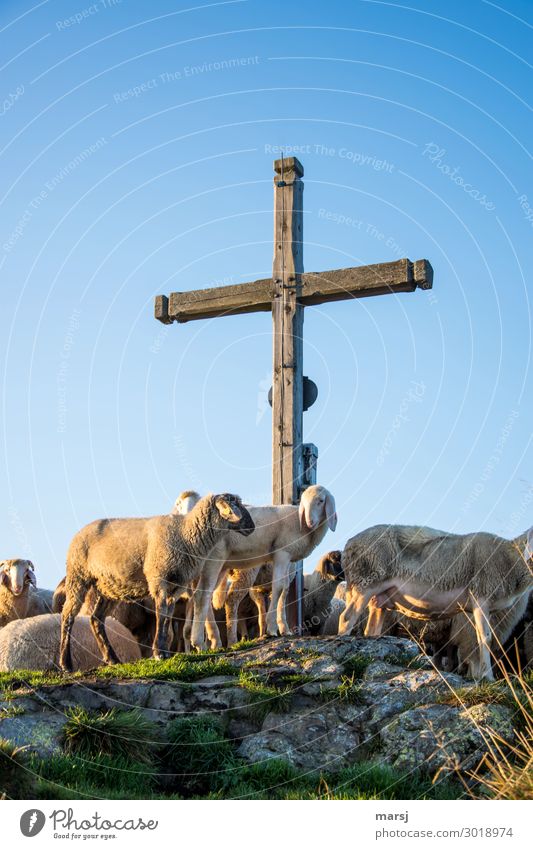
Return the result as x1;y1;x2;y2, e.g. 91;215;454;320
0;560;36;627
59;492;255;671
302;550;344;635
339;524;533;680
191;485;337;651
0;614;140;672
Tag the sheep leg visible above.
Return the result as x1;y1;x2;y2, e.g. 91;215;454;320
364;602;387;637
59;578;89;672
153;594;175;660
226;587;247;647
338;588;372;636
205;603;222;650
266;553;291;636
88;593;120;665
190;564;222;652
250;588;267;637
472;601;494;681
183;597;193;653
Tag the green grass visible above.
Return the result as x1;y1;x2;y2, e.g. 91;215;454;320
238;670;294;722
0;704;25;718
383;652;429;669
0;654;240;697
162;716;236;795
62;707;157;762
342;653;373;679
228;637;261;651
2;711;465;801
0;739;35;799
206;758;463;800
32;753;158;800
321;673;365;705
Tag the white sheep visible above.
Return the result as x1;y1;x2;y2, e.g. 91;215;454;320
0;614;140;672
190;485;337;651
339;524;532;681
0;560;36;627
59;493;255;670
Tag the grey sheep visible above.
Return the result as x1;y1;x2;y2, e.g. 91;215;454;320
0;560;36;627
340;524;532;680
59;493;254;670
0;614;140;672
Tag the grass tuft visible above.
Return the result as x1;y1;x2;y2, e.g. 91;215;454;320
342;654;373;679
321;673;364;705
62;707;157;762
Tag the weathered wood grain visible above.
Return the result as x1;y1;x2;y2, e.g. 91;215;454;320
156;258;434;323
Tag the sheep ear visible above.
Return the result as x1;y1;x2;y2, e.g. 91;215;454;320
0;569;10;588
325;493;337;531
27;569;37;587
215;498;243;523
316;556;327;578
299;499;310;531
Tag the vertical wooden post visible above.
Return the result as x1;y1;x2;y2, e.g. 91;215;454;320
272;156;304;632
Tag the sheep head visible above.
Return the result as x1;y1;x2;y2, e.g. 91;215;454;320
317;550;344;582
172;490;201;515
0;559;36;595
213;494;255;537
299;485;337;533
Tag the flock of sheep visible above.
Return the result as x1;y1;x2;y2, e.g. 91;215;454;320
0;484;531;682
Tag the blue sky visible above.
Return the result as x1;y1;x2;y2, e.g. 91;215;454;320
0;0;531;589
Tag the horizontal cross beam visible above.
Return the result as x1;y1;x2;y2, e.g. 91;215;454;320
155;258;433;324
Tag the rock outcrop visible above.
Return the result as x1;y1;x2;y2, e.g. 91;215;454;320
0;636;516;777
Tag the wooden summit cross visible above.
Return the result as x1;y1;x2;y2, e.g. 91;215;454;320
155;156;433;631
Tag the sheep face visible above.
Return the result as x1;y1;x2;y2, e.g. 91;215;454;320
0;559;36;596
299;485;337;532
173;490;201;515
214;494;255;537
319;550;344;582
